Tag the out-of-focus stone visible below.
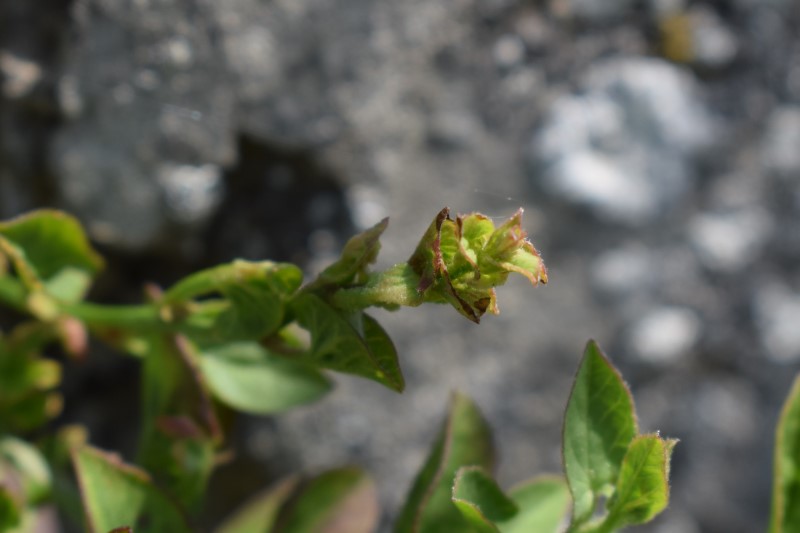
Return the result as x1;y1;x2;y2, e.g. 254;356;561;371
763;106;800;176
532;58;714;224
755;283;800;363
688;208;772;272
0;51;42;99
627;306;701;364
50;0;238;250
687;6;738;68
591;244;654;297
562;0;636;22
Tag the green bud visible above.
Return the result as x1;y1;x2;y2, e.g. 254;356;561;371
407;208;547;322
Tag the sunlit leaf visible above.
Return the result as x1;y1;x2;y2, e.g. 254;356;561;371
200;342;331;414
451;467;517;533
606;434;676;528
0;210;103;290
311;218;388;288
290;293;404;392
563;341;637;526
495;476;570;533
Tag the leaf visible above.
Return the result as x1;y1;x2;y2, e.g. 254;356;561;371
495;476;570;533
138;335;220;512
395;393;494;533
200;342;332;414
0;437;52;504
165;261;303;342
311;218;388;288
451;467;517;533
272;467;378;533
0;327;64;432
0;486;21;531
72;445;189;533
43;267;93;303
562;341;638;526
290;293;404;391
770;374;800;533
606;434;676;528
215;476;299;533
0;210;103;289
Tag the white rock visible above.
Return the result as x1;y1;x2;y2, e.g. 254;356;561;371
532;58;714;223
156;163;224;224
627;306;701;363
688;208;772;272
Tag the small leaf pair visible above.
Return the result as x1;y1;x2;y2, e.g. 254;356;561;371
395;393;570;533
563;341;677;532
396;342;676;533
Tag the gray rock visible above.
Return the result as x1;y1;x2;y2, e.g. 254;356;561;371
591;244;654;297
687;6;738;68
562;0;636;22
532;58;715;224
762;106;800;176
50;0;238;249
755;283;800;363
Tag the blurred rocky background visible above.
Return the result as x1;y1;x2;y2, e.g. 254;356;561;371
2;0;800;531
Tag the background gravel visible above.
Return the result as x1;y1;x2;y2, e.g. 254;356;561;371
2;1;800;531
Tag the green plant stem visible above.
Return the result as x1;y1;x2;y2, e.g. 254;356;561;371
328;263;425;311
1;274;166;332
60;301;165;331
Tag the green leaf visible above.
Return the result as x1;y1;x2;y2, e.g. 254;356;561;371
272;467;378;533
43;267;93;303
0;486;21;531
138;335;220;512
395;392;494;533
165;261;303;342
310;218;388;288
0;437;52;504
0;210;103;289
215;476;299;533
606;434;676;528
0;327;63;433
200;342;332;414
563;341;637;526
72;445;189;533
496;476;571;533
770;374;800;533
451;467;518;533
290;293;404;392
